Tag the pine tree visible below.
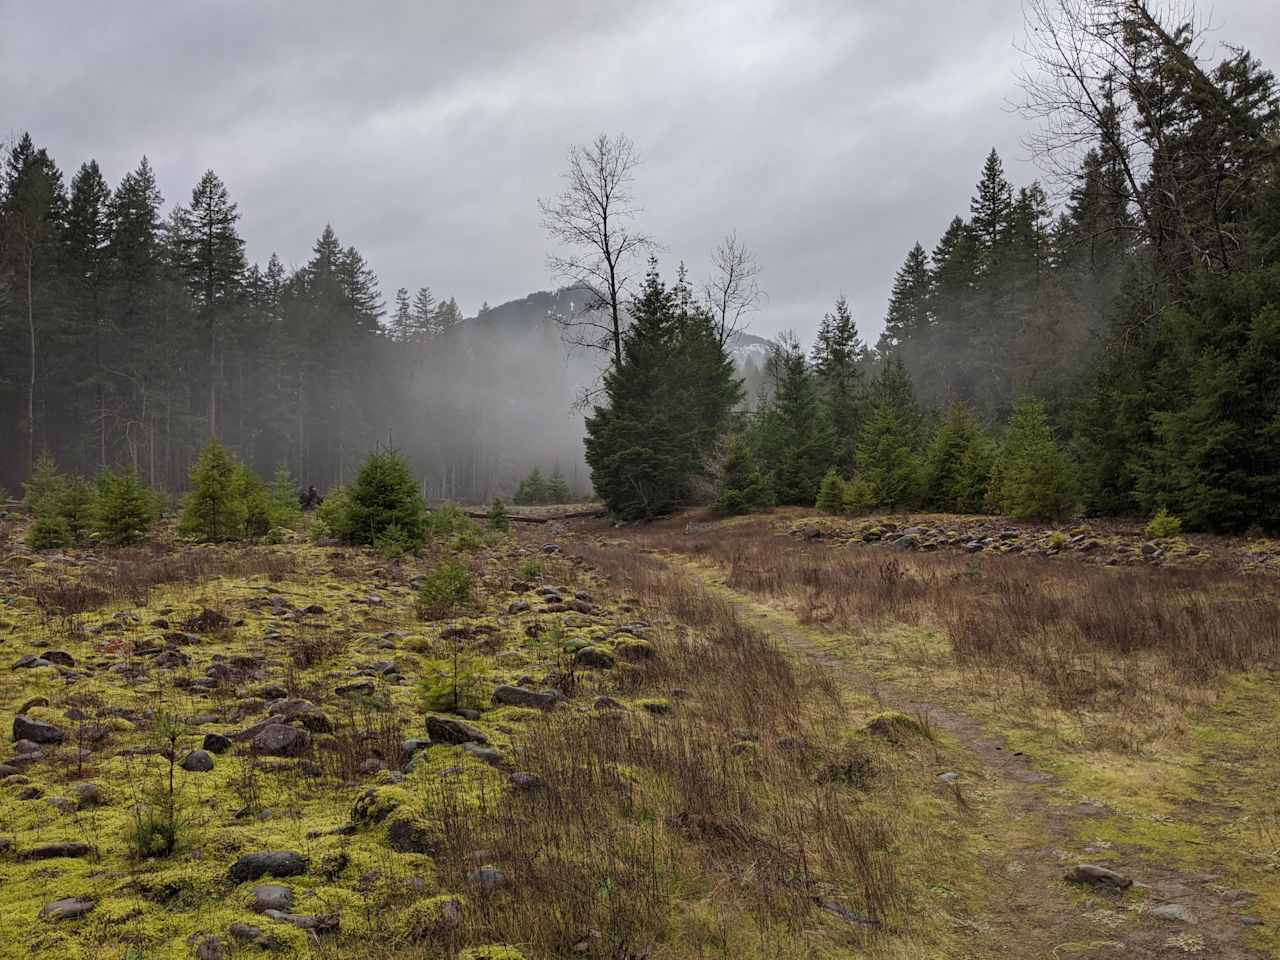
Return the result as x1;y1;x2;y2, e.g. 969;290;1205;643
547;468;571;503
879;243;932;354
390;287;413;342
585;260;740;519
410;287;437;341
715;435;771;515
179;438;249;541
988;399;1076;520
811;295;865;466
173;170;246;436
921;404;995;513
65;160;114;468
815;467;846;513
2;133;67;474
754;333;835;505
92;467;158;545
970;148;1015;254
848;358;925;510
341;448;427;546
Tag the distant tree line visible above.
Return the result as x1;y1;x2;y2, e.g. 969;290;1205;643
0;144;573;501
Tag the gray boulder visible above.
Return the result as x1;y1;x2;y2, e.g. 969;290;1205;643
426;715;487;746
180;749;215;772
251;724;310;758
13;715;64;744
39;898;94;920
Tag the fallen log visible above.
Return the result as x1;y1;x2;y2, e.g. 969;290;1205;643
456;508;607;525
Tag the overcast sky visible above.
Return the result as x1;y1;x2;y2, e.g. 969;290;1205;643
4;0;1278;344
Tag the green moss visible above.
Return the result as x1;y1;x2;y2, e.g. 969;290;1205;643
863;709;929;742
458;946;527;960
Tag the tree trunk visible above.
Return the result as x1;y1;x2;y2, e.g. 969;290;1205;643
26;254;35;476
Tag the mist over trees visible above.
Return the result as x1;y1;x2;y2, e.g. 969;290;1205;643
0;148;593;500
717;0;1280;532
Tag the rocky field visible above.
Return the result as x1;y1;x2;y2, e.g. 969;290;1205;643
2;506;1278;960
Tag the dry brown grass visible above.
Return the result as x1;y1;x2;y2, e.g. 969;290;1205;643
393;540;902;958
24;542;293;614
627;519;1280;710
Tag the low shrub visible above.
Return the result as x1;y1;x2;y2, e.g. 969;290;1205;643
488;497;509;532
27;515;72;549
417;559;475;618
815;468;846;514
92;468;159;545
1145;508;1183;539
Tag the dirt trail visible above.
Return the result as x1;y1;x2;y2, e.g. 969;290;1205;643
670;556;1264;960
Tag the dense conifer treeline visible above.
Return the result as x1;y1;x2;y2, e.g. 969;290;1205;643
0;147;585;501
717;4;1280;532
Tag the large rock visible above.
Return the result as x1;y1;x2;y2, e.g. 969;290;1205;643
250;884;294;913
229;850;308;882
19;841;93;861
266;699;332;733
426;715;488;746
251;724;311;758
39;898;94;920
202;732;232;754
12;715;64;745
180;749;215;772
573;646;615;670
491;685;559;710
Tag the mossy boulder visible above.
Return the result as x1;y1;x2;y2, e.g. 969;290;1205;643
863;710;929;743
458;947;526;960
396;895;464;942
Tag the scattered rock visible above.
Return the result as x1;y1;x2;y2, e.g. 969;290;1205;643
462;742;502;765
192;935;227;960
71;782;102;807
1149;903;1195;923
1065;864;1132;891
19;841;93;861
387;816;438;854
250;884;294;913
509;772;544;792
229;850;308;882
202;732;232;754
252;723;311;758
573;646;615;670
492;685;559;710
13;655;52;670
426;715;488;746
335;680;376;697
507;600;530;614
39;898;94;921
180;749;215;772
12;715;64;744
261;909;340;933
266;698;332;733
818;899;881;926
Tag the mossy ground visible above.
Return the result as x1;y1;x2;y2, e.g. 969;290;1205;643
0;511;1012;960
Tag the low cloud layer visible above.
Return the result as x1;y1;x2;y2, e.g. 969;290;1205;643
4;0;1277;343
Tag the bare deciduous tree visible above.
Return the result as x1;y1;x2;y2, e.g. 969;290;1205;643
539;133;652;368
1016;0;1277;278
704;230;763;348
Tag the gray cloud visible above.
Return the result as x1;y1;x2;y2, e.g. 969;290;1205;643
4;0;1277;343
